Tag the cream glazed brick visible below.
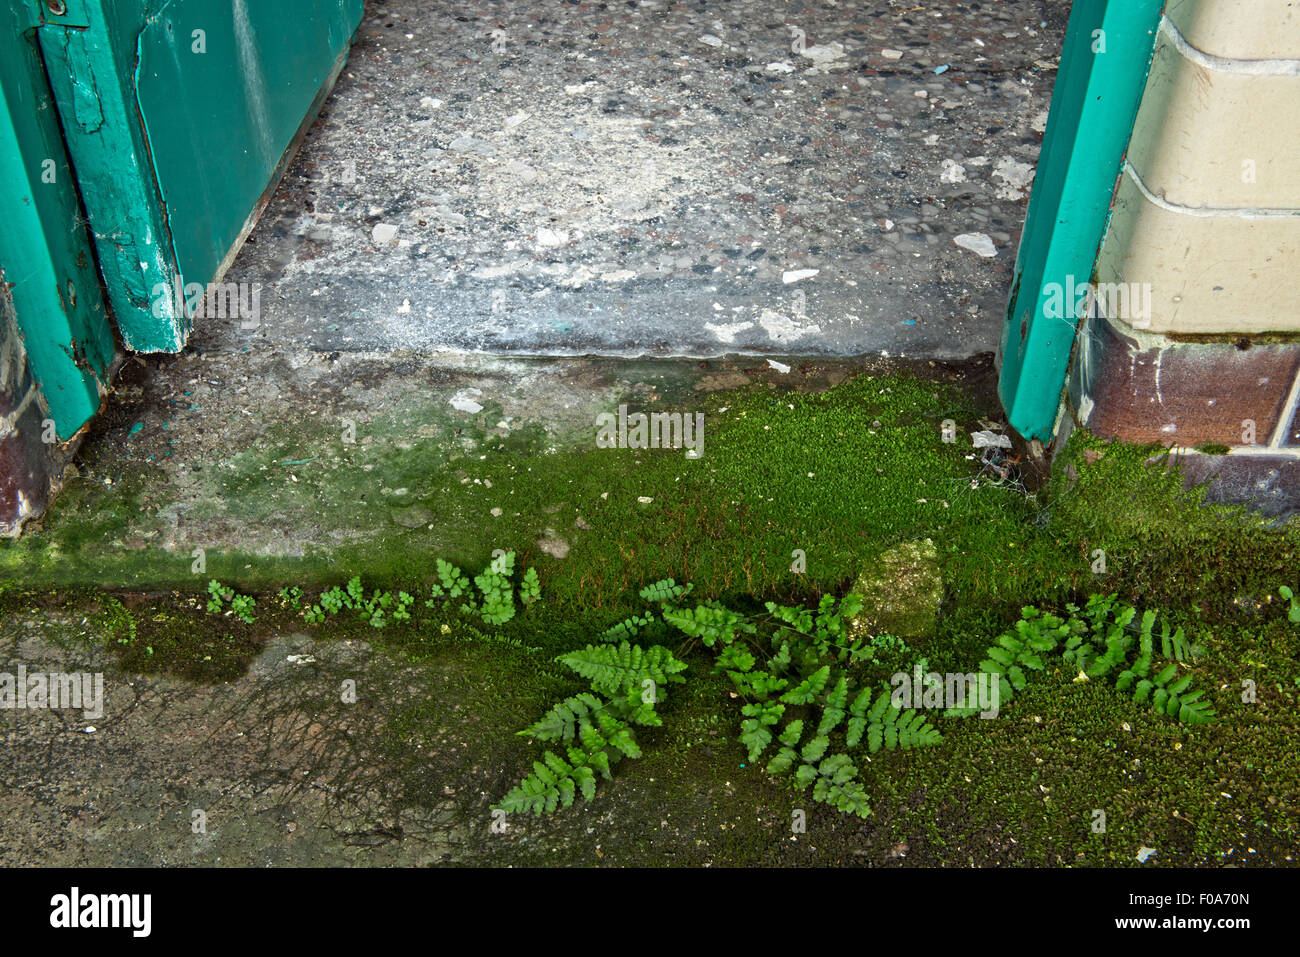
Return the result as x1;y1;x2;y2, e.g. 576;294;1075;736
1165;0;1300;60
1096;170;1300;336
1126;27;1300;210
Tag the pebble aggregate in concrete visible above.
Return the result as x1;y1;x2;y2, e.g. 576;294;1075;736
217;0;1068;359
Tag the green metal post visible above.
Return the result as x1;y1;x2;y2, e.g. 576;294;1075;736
998;0;1165;443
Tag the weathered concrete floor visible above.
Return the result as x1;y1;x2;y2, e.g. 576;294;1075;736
0;609;823;866
215;0;1067;359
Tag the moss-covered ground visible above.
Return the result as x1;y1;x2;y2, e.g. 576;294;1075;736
2;359;1296;865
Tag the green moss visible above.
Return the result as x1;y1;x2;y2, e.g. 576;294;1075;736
3;364;1299;864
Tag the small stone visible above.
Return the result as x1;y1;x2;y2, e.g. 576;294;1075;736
940;159;967;184
637;496;653;504
846;539;943;644
391;504;432;528
538;533;570;559
782;268;819;284
372;223;399;244
450;389;484;413
953;233;998;258
448;135;494;156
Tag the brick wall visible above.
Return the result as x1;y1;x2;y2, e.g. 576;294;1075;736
1067;0;1300;460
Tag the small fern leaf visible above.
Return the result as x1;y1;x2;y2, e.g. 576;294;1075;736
778;719;804;747
801;735;830;764
767;747;799;775
558;642;688;697
846;716;867;747
780;664;832;705
740;721;773;762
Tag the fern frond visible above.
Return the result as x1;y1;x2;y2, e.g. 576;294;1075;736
520;692;607;743
817;676;849;735
598;611;657;643
781;665;831;705
863;691;942;752
662;602;754;647
740;701;785;761
558;642;687;697
639;578;693;603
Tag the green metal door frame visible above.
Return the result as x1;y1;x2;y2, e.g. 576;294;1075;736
0;0;116;439
998;0;1166;444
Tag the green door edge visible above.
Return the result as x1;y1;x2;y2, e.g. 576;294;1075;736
36;0;190;354
0;1;116;438
37;0;363;355
134;0;364;309
997;0;1166;444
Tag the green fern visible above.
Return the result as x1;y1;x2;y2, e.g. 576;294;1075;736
598;611;658;642
473;556;516;625
500;686;657;815
662;602;755;648
780;665;831;705
523;689;662;743
427;558;470;601
762;717;871;817
740;701;785;760
557;642;687;698
639;578;693;603
809;754;871;818
520;567;541;606
957;600;1215;725
729;668;790;699
817;676;849;735
496;749;602;815
858;690;942;752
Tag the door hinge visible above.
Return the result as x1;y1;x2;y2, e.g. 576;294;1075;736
33;0;92;29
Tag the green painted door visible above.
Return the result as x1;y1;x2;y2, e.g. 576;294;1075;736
0;1;115;439
36;0;364;353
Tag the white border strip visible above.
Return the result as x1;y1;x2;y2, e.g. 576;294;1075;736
1160;16;1300;76
1269;370;1300;449
1124;162;1300;219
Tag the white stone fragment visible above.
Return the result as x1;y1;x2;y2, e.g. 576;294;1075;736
953;233;998;258
450;389;484;413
